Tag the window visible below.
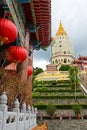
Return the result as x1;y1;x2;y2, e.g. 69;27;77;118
55;59;58;64
59;45;61;47
64;58;67;63
64;51;66;54
68;59;70;63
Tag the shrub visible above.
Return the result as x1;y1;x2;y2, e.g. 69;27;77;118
72;104;83;115
46;103;57;117
37;101;46;105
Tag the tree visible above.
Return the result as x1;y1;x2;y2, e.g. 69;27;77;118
59;65;71;71
33;67;44;81
68;66;80;101
46;103;57;119
0;68;28;110
72;104;83;117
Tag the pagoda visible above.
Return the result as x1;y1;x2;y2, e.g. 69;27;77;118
51;21;74;69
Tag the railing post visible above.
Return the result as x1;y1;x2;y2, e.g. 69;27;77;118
28;105;31;114
13;98;20;130
0;92;8;130
31;106;34;114
34;107;37;114
34;107;37;126
28;105;31;128
21;102;26;130
21;102;26;113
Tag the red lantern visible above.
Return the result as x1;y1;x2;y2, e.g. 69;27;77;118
27;65;33;76
6;46;28;63
0;18;18;44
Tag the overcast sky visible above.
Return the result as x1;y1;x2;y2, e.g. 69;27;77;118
33;0;87;70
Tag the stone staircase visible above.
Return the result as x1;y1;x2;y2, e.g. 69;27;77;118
32;80;87;110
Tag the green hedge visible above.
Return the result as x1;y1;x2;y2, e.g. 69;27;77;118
33;84;71;88
34;89;81;92
33;81;71;88
32;95;86;99
33;104;87;110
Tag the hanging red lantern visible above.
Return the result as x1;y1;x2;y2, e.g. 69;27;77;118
27;65;33;76
0;18;18;44
6;46;28;63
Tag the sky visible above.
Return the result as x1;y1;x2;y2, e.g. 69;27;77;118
33;0;87;70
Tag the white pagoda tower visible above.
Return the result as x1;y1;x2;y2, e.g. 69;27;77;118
51;21;74;69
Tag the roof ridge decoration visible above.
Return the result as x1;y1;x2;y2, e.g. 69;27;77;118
56;21;67;36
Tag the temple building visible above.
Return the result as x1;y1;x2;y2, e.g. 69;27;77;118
0;0;51;104
73;55;87;71
51;21;74;69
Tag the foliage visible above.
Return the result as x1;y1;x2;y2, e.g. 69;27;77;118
37;101;46;105
34;104;87;110
59;65;71;71
46;103;57;117
33;80;70;87
33;67;43;81
0;68;28;110
68;66;80;101
34;89;81;92
68;66;80;90
72;104;83;115
32;95;86;99
35;87;49;91
32;92;39;96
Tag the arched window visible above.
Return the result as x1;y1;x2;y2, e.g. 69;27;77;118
64;51;66;54
64;58;67;63
68;59;70;63
55;59;58;64
59;45;61;47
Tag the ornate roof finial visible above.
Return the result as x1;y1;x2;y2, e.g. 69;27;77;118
56;21;67;36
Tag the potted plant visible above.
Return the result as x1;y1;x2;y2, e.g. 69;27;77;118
72;104;82;119
46;103;57;119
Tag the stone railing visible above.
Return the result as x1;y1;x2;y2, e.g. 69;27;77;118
80;84;87;94
0;92;37;130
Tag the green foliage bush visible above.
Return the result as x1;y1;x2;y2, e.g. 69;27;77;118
32;92;39;96
72;104;83;115
37;101;46;105
35;87;49;91
32;95;86;99
33;104;87;110
59;65;71;71
46;103;57;117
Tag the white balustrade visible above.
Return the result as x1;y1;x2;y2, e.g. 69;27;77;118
0;92;37;130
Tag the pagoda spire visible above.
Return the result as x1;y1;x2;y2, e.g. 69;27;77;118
56;21;67;36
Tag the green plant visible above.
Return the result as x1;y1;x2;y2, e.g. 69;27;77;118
68;66;80;101
72;104;83;115
36;87;49;91
37;101;46;105
59;65;71;71
33;104;87;110
46;103;57;117
0;68;28;109
32;92;39;96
